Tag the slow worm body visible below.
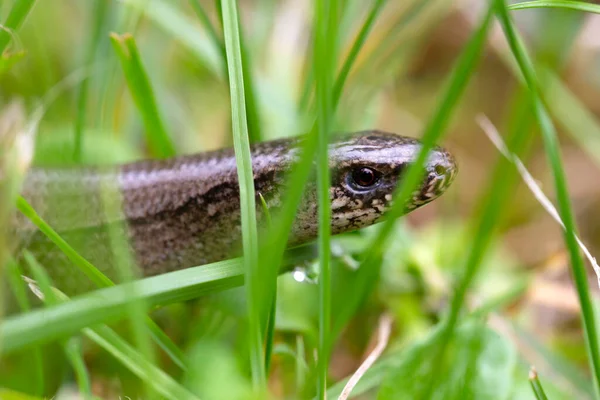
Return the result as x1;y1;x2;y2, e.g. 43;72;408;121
14;131;457;294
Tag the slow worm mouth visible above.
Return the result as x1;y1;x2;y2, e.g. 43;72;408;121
413;149;458;205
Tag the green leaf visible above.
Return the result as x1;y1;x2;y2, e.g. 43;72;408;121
0;258;244;353
121;0;223;78
509;0;600;14
184;340;253;399
220;0;264;390
110;33;176;158
73;0;111;162
0;0;36;54
496;0;600;394
312;0;339;396
84;325;199;400
324;324;447;399
377;322;517;400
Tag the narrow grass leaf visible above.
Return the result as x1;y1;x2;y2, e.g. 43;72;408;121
121;0;223;78
188;0;225;58
19;273;196;400
361;1;493;262
509;0;600;14
85;325;199;400
110;33;176;158
0;257;245;353
330;1;495;345
529;367;550;400
220;0;264;390
23;252;92;398
333;0;387;108
73;0;110;162
5;260;45;396
100;182;158;382
313;0;339;397
538;67;600;166
16;196;113;288
0;0;36;53
16;196;186;369
496;1;600;395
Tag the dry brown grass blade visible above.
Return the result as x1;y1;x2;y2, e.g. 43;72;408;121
477;114;600;290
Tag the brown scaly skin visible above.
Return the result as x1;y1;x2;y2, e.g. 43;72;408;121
14;130;457;294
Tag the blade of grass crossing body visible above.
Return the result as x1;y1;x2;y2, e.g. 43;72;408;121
496;1;600;397
508;0;600;14
0;0;36;54
313;0;339;397
220;0;264;391
330;1;495;341
364;2;494;260
99;180;158;387
16;196;187;369
110;33;176;158
16;196;112;288
249;0;389;371
73;0;110;162
260;0;389;361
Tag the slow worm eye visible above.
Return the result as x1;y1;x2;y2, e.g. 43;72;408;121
434;164;447;176
351;167;379;187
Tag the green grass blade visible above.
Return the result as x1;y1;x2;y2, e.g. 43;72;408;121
73;0;110;162
5;260;46;396
16;196;186;369
110;33;176;158
329;0;495;344
99;183;158;381
0;0;36;54
239;38;263;143
0;258;244;354
220;0;264;389
25;273;197;400
509;0;600;14
63;337;93;399
495;0;600;396
539;67;600;166
188;0;225;58
529;368;550;400
332;0;387;107
189;0;262;143
16;196;113;288
23;252;92;398
121;0;224;78
313;0;339;397
85;325;199;400
362;2;493;261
